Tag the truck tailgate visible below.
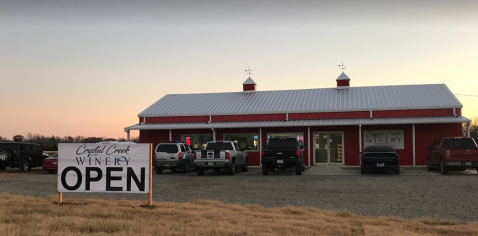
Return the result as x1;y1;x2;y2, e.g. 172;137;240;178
448;148;478;161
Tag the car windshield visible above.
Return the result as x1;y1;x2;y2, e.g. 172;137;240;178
156;144;179;153
205;143;234;151
267;138;298;149
442;139;477;148
51;153;58;158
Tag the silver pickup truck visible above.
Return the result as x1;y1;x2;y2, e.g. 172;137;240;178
194;141;249;175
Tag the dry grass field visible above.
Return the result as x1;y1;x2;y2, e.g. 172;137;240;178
0;193;478;236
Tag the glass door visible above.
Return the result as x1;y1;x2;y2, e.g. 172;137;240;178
314;132;343;164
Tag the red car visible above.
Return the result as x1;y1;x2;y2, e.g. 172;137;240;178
42;153;58;174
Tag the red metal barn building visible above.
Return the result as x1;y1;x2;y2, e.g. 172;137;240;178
125;73;471;166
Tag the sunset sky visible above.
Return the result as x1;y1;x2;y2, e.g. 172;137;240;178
1;1;477;140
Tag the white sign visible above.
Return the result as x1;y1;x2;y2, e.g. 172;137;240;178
58;143;150;193
363;130;404;149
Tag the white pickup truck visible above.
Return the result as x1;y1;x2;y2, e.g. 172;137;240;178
194;141;248;175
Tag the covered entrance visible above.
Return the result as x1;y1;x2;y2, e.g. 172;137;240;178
314;132;344;164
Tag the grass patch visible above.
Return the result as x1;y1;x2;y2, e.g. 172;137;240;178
0;193;477;236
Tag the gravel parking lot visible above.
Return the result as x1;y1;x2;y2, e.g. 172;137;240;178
1;166;478;222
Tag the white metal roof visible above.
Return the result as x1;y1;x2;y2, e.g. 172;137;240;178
125;116;469;131
138;84;462;117
336;72;350;80
243;77;256;85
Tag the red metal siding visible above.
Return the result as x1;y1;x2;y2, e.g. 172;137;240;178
337;80;350;87
289;111;369;120
310;126;359;166
212;114;286;122
456;108;462;116
243;84;256;91
145;116;209;123
415;123;462;165
362;125;413;165
373;109;454;118
139;130;170;151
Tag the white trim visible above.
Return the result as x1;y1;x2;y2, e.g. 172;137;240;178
213;129;216;141
126;130;130;142
286;113;289;121
169;129;172;141
467;122;471;137
312;131;344;165
307;126;311;167
412;124;416;166
453;108;457;117
208;115;212;124
370;111;373;119
126;117;470;130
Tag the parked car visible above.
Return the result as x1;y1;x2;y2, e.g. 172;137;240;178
426;137;478;175
42;152;58;174
360;146;400;174
0;142;47;172
154;142;194;174
261;138;305;175
194;141;248;175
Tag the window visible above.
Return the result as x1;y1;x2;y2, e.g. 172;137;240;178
181;134;213;150
180;145;186;152
34;145;41;153
267;132;304;146
156;144;179;153
224;133;258;150
205;142;234;151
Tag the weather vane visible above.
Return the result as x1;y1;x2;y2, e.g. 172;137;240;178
245;66;252;77
338;61;346;72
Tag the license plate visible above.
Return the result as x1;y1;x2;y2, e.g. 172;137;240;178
277;160;283;163
465;162;472;166
376;163;385;167
52;162;57;165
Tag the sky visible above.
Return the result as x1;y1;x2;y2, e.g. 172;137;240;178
0;0;477;140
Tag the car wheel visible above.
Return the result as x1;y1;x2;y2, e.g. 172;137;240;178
0;150;12;163
426;158;432;171
262;165;270;175
360;164;366;174
19;160;30;172
0;166;6;171
440;160;449;175
394;166;400;174
295;164;303;175
183;162;189;173
241;159;249;172
227;161;235;175
155;167;163;174
171;167;177;172
196;167;205;176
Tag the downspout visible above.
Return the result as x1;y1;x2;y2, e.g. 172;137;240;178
412;124;416;166
453;108;457;117
370;111;373;119
259;127;262;167
308;126;311;167
286;113;289;121
208;115;212;124
467;121;471;137
359;125;362;165
141;117;146;124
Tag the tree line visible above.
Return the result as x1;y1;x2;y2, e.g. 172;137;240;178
0;133;139;151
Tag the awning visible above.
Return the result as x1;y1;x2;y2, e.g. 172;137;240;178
124;116;470;131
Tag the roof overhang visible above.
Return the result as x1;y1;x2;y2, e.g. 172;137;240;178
125;116;470;131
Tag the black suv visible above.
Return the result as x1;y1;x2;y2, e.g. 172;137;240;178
0;142;46;172
261;138;305;175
